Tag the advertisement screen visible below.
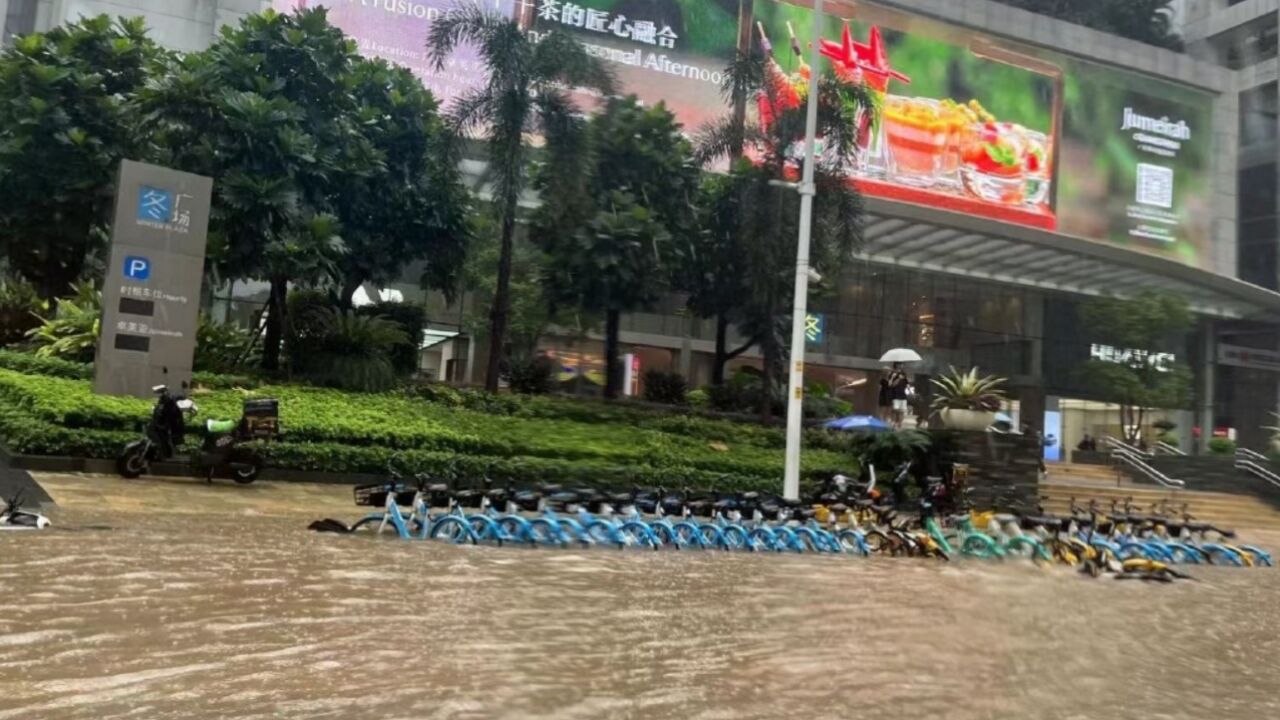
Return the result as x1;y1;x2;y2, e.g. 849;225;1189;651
271;0;515;110
275;0;1215;268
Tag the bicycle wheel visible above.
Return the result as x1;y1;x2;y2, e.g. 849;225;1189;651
584;520;623;548
467;515;506;546
698;524;729;550
1241;545;1273;567
618;520;660;550
749;527;780;552
1165;542;1206;565
961;533;1003;560
720;525;751;551
650;522;681;549
673;521;707;549
793;528;821;554
863;529;895;555
772;526;804;553
1004;536;1047;563
428;516;476;544
835;529;868;556
498;515;535;545
1201;544;1244;566
527;518;566;547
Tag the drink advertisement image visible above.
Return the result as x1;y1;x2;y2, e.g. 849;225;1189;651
273;0;1214;268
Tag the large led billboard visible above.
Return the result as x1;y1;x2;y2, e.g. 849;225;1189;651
276;0;1215;269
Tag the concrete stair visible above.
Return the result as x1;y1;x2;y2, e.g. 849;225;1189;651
1040;463;1280;532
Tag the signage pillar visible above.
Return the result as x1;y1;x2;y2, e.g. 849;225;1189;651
94;160;213;398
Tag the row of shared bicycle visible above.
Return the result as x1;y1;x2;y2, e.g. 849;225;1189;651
309;467;1271;581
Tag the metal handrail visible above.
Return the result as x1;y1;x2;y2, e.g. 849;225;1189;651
1234;458;1280;490
1110;446;1185;489
1103;435;1152;457
1154;440;1186;456
1236;447;1269;463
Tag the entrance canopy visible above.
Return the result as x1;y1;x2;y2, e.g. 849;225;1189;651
858;198;1280;320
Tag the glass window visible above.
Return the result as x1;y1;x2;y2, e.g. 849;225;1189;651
1240;83;1278;146
3;0;38;42
1211;13;1278;69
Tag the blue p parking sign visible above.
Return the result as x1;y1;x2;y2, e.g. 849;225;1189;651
124;256;151;281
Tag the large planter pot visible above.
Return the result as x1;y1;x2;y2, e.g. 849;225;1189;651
939;408;995;431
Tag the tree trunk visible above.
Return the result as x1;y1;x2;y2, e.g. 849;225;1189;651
712;314;729;386
484;195;518;393
604;308;622;400
261;277;288;373
339;275;363;310
758;310;776;422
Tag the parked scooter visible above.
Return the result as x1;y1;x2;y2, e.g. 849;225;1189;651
117;385;273;484
1;491;50;530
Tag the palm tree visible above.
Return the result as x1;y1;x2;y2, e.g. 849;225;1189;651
694;47;871;418
427;4;613;392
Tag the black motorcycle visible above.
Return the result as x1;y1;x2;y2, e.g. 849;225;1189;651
117;385;274;484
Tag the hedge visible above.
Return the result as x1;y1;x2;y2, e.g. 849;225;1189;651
0;367;853;486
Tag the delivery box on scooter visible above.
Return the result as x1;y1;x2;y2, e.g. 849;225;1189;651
241;398;280;439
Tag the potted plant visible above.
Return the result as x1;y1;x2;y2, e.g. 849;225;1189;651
931;366;1007;431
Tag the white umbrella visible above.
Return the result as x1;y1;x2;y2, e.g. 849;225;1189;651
879;348;923;363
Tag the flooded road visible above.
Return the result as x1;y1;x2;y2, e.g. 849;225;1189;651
3;474;1279;719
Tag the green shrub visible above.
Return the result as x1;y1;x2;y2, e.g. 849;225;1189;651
195;315;258;374
1156;433;1179;448
1207;437;1236;456
505;355;556;395
293;309;408;392
641;369;687;405
0;366;854;485
0;277;44;347
27;282;100;362
355;301;425;376
687;388;708;408
0;349;91;379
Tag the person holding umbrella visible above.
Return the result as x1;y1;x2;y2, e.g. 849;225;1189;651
879;348;922;429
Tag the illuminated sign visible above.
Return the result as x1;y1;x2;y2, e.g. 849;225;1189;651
278;0;1214;269
1090;343;1176;373
805;313;824;345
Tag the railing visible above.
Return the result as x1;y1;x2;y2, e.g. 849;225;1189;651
1236;447;1269;463
1234;449;1280;490
1154;440;1186;456
1102;436;1152;457
1109;445;1186;489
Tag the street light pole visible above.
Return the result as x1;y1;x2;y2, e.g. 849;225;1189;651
782;0;824;501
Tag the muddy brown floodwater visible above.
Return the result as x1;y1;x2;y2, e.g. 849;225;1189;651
2;474;1279;720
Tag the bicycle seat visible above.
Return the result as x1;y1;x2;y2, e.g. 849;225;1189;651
796;507;817;520
607;491;633;505
854;499;875;509
741;492;760;502
547;491;581;505
828;503;848;514
947;514;969;524
1021;515;1063;530
540;484;564;494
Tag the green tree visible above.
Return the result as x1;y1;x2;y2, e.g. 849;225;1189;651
135;8;361;371
0;16;159;300
332;59;470;307
696;50;870;416
426;3;613;393
685;173;755;386
534;96;698;399
1077;291;1193;444
462;211;559;363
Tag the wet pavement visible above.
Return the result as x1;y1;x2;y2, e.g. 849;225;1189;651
2;473;1279;719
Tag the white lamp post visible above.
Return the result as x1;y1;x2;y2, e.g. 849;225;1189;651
782;0;825;501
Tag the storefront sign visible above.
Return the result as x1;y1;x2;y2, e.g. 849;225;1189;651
805;313;825;345
1217;343;1280;372
1090;343;1175;373
94;160;212;398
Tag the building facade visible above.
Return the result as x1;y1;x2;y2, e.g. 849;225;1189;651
7;0;1280;453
